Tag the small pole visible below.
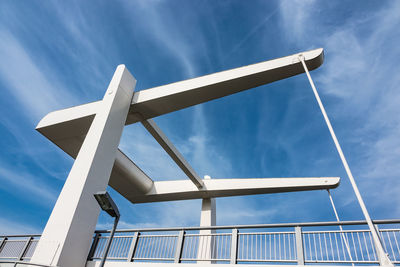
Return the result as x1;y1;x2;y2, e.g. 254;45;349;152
99;216;119;267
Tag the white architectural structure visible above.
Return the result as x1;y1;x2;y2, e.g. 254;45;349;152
11;48;386;267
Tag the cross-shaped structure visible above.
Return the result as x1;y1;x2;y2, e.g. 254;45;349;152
31;48;341;267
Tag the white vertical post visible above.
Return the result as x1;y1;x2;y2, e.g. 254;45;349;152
197;175;216;264
299;56;393;267
31;65;136;267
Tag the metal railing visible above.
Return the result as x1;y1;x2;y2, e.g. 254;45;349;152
2;220;400;265
0;235;40;263
87;219;400;264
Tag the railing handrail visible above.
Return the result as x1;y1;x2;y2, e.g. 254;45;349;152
94;219;400;233
2;219;399;237
0;261;58;267
0;234;41;238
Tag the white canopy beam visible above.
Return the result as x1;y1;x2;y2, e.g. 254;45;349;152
123;177;340;203
141;119;204;189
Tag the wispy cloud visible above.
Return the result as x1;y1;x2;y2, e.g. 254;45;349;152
0;217;41;235
0;29;76;122
278;0;400;214
0;163;57;206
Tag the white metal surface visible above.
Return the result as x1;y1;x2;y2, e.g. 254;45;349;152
124;177;340;203
197;176;216;263
31;65;136;267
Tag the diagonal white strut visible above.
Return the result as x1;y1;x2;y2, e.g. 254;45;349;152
299;56;393;266
141;119;204;189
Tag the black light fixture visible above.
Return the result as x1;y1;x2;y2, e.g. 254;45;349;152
94;191;120;267
94;191;120;218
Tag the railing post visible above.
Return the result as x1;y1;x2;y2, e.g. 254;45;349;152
295;226;305;265
174;230;185;263
18;236;33;261
127;232;139;262
230;228;238;264
0;237;7;254
87;233;101;260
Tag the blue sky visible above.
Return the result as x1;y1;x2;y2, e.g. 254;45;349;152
1;0;400;235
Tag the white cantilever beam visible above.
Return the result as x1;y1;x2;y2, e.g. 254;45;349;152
124;177;340;203
141;119;204;189
36;48;324;201
126;48;323;123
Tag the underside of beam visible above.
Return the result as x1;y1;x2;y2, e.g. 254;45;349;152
123;177;340;203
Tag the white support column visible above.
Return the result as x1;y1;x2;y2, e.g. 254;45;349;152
197;175;216;264
31;65;136;267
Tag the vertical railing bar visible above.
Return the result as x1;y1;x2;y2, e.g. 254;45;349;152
151;236;157;259
323;232;328;261
147;236;153;259
152;236;158;259
220;234;222;260
386;231;395;261
313;233;318;261
357;232;364;261
264;234;267;260
363;231;371;261
329;232;334;261
334;232;340;261
318;232;323;261
142;236;148;259
255;234;258;261
278;233;280;260
245;234;248;260
139;236;144;259
152;236;157;259
273;234;276;260
173;235;177;259
295;227;304;265
293;233;296;260
309;233;312;261
160;236;164;259
113;237;119;258
283;233;286;260
157;236;163;259
351;232;358;261
144;236;150;259
377;226;388;253
113;236;118;258
192;235;196;259
288;233;291;260
392;231;400;260
269;234;271;260
339;231;346;261
200;234;204;260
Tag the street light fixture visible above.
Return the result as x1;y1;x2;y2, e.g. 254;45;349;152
94;191;120;267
